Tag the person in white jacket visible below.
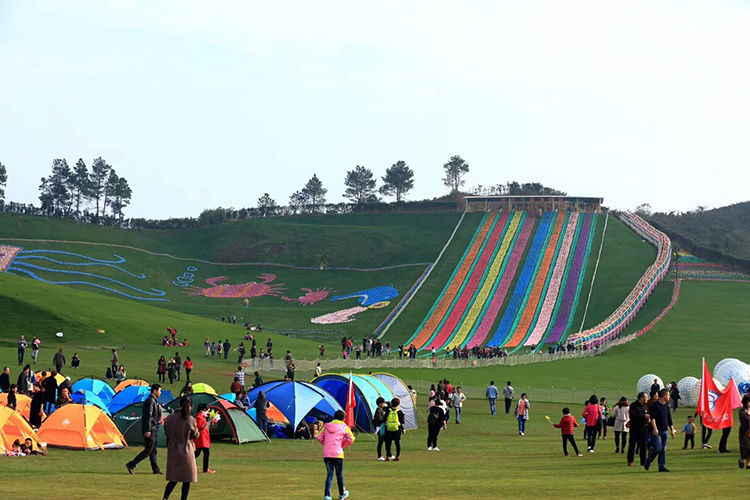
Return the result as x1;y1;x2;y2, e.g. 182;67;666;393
611;396;630;454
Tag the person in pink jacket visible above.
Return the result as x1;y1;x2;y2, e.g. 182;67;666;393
317;410;355;500
582;395;603;452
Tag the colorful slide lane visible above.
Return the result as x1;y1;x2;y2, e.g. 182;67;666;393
423;211;512;350
503;211;568;348
545;212;596;345
487;212;555;347
446;212;526;350
464;213;536;349
406;213;496;349
568;212;671;347
523;213;581;346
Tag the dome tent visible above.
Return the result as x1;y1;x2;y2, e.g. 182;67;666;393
112;402;168;448
0;393;45;422
114;379;149;393
220;393;289;425
163;393;226;415
246;381;342;431
71;390;111;414
372;372;418;430
72;378;115;404
311;374;395;432
38;403;127;450
208;399;268;444
108;385;151;414
0;406;42;453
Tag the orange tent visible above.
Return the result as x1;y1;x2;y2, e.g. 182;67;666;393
266;401;289;425
38;404;127;450
0;406;42;453
0;393;45;423
114;379;149;393
37;372;66;385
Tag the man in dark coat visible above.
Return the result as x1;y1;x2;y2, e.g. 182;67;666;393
0;366;10;393
126;384;163;475
42;372;58;414
53;349;66;373
627;391;650;467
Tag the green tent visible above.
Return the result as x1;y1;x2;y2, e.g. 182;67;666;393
209;400;268;444
163;393;224;415
112;402;168;448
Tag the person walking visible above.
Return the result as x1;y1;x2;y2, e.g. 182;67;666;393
738;394;750;469
486;381;499;416
372;397;387;461
53;349;65;373
316;409;354;500
174;352;182;381
193;403;216;474
598;397;608;440
452;386;466;424
31;336;40;364
384;398;405;461
427;399;446;451
167;358;176;385
583;395;602;452
503;381;515;415
162;396;199;500
627;392;650;467
183;357;193;382
718;425;732;454
515;393;530;436
17;335;27;366
681;415;696;449
611;397;630;454
223;339;230;360
644;389;675;472
553;407;582;456
126;384;163;475
111;349;119;376
157;356;167;383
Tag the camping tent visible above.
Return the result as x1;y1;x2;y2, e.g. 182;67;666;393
163;393;226;415
0;406;42;453
108;385;151;414
71;390;111;414
114;379;149;393
72;378;116;403
38;403;127;450
0;393;45;422
38;372;66;385
247;381;342;430
311;374;395;432
191;383;217;395
112;402;167;448
222;393;290;425
208;399;268;443
372;372;418;430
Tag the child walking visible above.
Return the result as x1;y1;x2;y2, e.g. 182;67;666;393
193;403;216;473
552;407;582;457
515;393;530;436
682;415;696;449
317;409;354;500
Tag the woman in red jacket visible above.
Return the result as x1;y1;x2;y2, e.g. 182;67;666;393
553;407;582;456
582;395;603;452
193;403;215;473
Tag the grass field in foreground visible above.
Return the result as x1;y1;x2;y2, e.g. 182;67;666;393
1;399;746;499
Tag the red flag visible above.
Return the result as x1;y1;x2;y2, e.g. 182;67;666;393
698;358;742;429
344;372;356;428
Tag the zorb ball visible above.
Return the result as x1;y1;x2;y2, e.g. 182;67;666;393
713;358;750;389
637;374;663;394
677;376;700;407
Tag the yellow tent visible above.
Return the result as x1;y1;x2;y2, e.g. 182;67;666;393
191;383;217;395
0;393;46;422
0;406;42;453
38;372;66;385
38;404;127;450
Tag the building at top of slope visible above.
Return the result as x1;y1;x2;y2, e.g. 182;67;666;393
465;195;603;214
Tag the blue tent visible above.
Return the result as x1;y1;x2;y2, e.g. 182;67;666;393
108;385;151;414
246;381;342;430
72;378;116;404
71;390;111;414
158;390;174;406
312;374;394;432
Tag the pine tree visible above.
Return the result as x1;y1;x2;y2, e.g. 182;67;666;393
103;169;119;217
257;193;278;217
343;165;377;205
379;161;414;202
70;158;93;216
90;157;111;218
0;162;7;203
442;155;470;194
48;158;72;214
301;174;327;214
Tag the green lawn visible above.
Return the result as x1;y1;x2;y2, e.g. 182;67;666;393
1;399;746;498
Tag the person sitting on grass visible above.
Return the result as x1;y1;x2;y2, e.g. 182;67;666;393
553;407;582;457
317;409;354;500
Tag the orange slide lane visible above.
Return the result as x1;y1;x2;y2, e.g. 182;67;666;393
409;213;497;349
503;212;566;348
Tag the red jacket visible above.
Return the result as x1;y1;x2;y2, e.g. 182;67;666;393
553;414;579;435
582;403;602;427
194;411;211;448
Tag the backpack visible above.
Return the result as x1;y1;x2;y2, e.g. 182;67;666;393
386;408;401;432
105;367;113;379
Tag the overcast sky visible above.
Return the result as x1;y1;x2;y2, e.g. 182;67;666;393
1;1;749;218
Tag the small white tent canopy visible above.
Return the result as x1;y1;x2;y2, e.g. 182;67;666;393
372;372;418;430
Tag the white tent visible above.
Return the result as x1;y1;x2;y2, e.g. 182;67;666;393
372;372;418;430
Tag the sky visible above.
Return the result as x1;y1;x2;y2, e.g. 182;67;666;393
1;1;749;219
